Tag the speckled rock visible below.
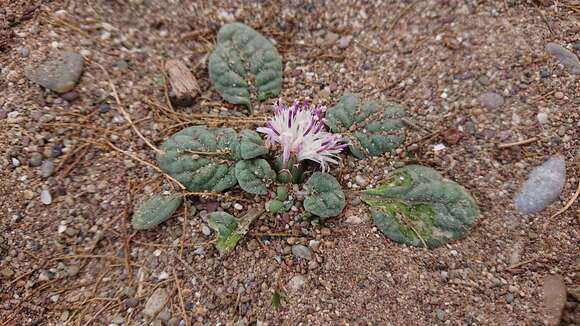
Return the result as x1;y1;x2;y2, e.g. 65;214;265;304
25;51;84;93
477;92;504;110
143;288;169;317
514;156;566;215
545;42;580;75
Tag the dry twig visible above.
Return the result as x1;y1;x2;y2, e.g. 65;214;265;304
550;174;580;219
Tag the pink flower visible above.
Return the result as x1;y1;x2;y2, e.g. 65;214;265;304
257;99;347;172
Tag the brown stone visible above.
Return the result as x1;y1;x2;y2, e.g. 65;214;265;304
543;274;567;326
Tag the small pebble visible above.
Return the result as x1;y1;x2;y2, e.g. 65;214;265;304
51;144;63;158
61;91;78;102
233;203;243;210
354;175;368;187
29;152;43;167
537;112;548;124
41;160;55;178
554;91;564;99
201;224;211;236
99;103;111;113
40;190;52;205
345;216;363;224
291;244;313;260
436;309;446;321
287;275;306;292
338;35;352;49
477;92;505;110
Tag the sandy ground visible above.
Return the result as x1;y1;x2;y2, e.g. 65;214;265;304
1;0;578;325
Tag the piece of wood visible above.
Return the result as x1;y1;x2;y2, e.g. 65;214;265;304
165;59;199;107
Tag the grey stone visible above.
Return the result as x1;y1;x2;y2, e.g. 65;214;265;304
29;152;43;167
506;293;514;304
291;244;312;260
545;42;580;75
477;92;504;109
287;274;306;292
41;160;55;178
40;190;52;205
338;35;352;49
25;51;84;93
143;288;169;317
514;156;566;215
201;224;211;236
537;112;548;124
436;309;446;321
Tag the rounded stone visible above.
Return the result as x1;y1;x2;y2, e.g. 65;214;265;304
477;92;505;110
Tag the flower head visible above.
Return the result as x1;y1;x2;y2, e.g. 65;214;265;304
257;99;347;172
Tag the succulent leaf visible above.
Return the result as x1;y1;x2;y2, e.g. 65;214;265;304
362;165;480;248
208;23;283;113
235;158;276;195
156;126;241;192
208;208;263;255
325;93;406;158
303;172;346;218
131;194;183;230
239;129;268;160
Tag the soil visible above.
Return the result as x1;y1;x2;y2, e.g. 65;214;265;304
1;0;579;325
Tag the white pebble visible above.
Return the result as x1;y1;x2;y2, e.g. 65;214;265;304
537;112;548;124
433;143;446;151
233;203;243;210
157;271;169;280
40;190;52;205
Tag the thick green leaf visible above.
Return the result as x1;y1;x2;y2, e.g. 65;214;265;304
156;126;241;192
239;130;268;160
303;172;346;218
208;23;283;113
131;194;182;230
267;199;284;214
235;158;275;195
325;93;406;158
208;208;263;255
362;165;480;248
